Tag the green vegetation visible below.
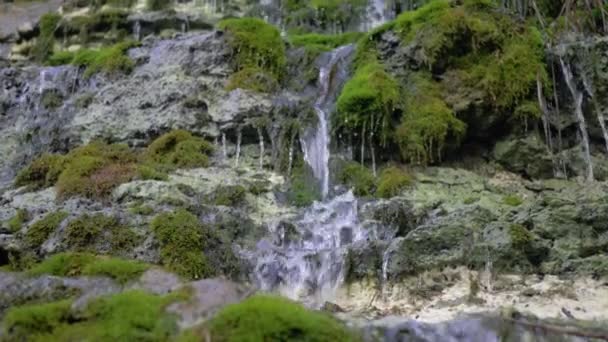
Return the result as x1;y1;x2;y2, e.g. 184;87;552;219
7;209;29;233
503;195;524;207
129;203;155;216
144;130;214;169
48;42;137;77
213;185;247;206
16;130;212;200
25;211;69;248
206;295;359;341
289;32;363;53
218;18;286;92
288;164;321;207
375;167;412;198
147;0;172;10
281;0;367;33
33;13;61;63
150;209;210;280
337;0;547;165
396;74;466;164
2;291;182;341
335;61;400;148
64;213;138;252
27;252;148;284
337;161;375;197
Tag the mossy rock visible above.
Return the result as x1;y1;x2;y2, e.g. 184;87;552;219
150;209;210;280
63;214;139;254
213;185;247;207
2;291;183;341
27;253;149;284
48;41;137;77
7;209;29;233
375;167;413;199
25;211;69;248
337;161;376;197
203;295;360;341
144;130;214;170
15;153;66;191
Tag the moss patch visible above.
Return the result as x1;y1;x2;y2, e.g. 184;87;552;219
144;130;214;170
213;185;247;206
218;18;286;92
64;213;138;253
150;209;210;280
288;163;321;207
27;253;149;284
376;167;412;199
205;295;359;341
33;13;61;63
15;153;66;191
25;211;69;248
503;195;524;207
7;209;29;233
48;41;137;77
337;161;376;197
2;291;182;341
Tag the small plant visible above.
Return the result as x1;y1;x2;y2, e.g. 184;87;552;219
27;253;148;284
144;130;214;169
376;167;412;198
207;295;358;341
33;13;62;63
25;211;69;248
218;18;286;92
7;209;29;233
338;161;376;197
64;214;126;251
213;185;247;206
150;209;210;279
503;195;523;207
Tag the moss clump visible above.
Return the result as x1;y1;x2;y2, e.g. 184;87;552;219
213;185;247;206
25;211;69;248
396;74;466;164
226;67;280;93
129;203;154;216
335;61;400;147
337;161;375;197
289;32;363;52
144;130;214;170
2;300;72;340
503;195;523;207
150;209;210;280
288;164;321;207
33;13;61;63
7;209;29;233
206;295;359;341
15;153;66;190
2;291;182;341
64;214;134;252
375;167;412;199
48;41;137;77
147;0;172;10
137;164;169;181
218;18;286;92
27;253;149;284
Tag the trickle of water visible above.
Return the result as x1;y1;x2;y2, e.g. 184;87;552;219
301;45;354;198
133;20;141;41
252;191;367;305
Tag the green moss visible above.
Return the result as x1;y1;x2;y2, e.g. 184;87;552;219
509;224;533;249
147;0;172;10
338;161;375;197
33;13;61;63
144;130;214;170
207;295;359;341
150;209;210;280
2;300;72;340
375;166;412;199
288;164;321;207
137;164;169;181
226;67;280;93
335;61;400;147
48;42;137;77
40;91;63;110
2;291;182;341
15;153;66;190
64;214;128;251
396;74;466;164
214;185;247;206
25;211;69;248
129;203;155;216
7;209;29;233
503;195;523;207
218;18;286;92
85;257;148;283
463;197;479;205
289;32;363;52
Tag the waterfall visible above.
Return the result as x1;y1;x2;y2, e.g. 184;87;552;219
362;0;392;31
560;58;594;181
133;20;141;41
580;71;608;154
301;45;354;198
251;191;368;305
258;127;265;170
221;132;227;161
234;130;241;168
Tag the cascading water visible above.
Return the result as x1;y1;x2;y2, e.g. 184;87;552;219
251;46;362;305
301;45;354;198
365;0;393;30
